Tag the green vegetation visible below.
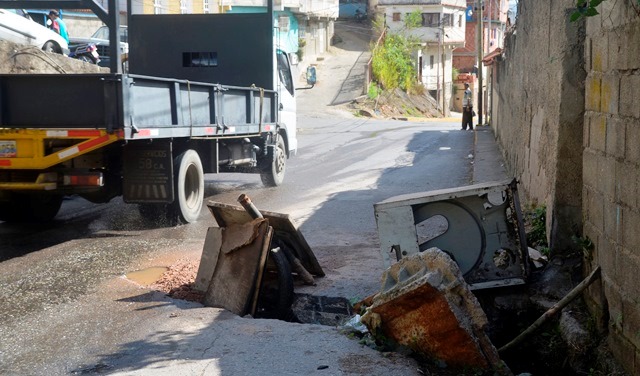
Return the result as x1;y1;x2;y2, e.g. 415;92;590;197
525;205;549;255
572;235;594;260
571;0;606;21
370;10;422;93
296;38;306;61
367;82;380;99
371;34;416;91
571;0;640;21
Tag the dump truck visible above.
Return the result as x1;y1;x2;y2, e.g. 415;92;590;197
0;0;311;223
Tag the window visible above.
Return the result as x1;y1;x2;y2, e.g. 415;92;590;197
421;13;439;27
392;12;401;21
180;0;187;14
458;14;462;27
429;55;434;69
183;52;218;67
442;13;453;27
153;0;161;14
203;0;209;13
279;16;290;32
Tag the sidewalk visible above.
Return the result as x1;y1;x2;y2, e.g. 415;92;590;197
473;125;509;184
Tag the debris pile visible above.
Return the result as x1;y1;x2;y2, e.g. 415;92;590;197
0;40;106;74
359;248;510;374
150;260;204;302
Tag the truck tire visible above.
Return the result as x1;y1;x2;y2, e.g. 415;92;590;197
0;193;63;222
171;149;204;224
260;135;286;187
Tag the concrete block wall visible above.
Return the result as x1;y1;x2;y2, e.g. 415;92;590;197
493;0;640;372
492;0;584;252
583;2;640;373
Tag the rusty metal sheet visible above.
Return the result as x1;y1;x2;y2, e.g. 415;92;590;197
361;248;506;372
207;201;324;277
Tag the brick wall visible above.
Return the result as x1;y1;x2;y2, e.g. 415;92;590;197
583;2;640;373
493;0;640;373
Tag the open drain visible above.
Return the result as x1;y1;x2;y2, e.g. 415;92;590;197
289;294;354;326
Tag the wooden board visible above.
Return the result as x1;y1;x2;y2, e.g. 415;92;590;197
203;220;272;316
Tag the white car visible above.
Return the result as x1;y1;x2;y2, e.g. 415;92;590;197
69;25;128;68
0;9;69;55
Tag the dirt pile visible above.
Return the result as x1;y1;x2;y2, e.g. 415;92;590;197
348;88;442;119
0;40;107;74
150;259;204;302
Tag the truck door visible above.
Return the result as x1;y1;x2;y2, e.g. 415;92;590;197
276;49;297;154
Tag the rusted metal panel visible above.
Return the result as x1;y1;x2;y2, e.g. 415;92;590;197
361;248;508;373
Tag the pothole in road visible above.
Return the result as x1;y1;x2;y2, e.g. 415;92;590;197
126;260;351;326
125;266;168;285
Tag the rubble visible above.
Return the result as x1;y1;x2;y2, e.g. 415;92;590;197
360;248;510;374
0;40;107;74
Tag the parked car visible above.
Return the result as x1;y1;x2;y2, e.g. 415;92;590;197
0;9;69;54
68;25;128;68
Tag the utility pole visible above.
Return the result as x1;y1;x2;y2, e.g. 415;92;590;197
441;27;446;116
477;0;484;125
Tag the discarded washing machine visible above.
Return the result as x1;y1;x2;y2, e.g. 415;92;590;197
374;179;530;290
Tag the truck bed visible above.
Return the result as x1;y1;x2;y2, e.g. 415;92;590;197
0;73;278;140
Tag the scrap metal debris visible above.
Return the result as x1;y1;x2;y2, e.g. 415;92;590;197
374;179;529;290
360;248;511;374
195;194;323;319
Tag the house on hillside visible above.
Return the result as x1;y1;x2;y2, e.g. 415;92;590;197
372;0;466;116
224;0;339;63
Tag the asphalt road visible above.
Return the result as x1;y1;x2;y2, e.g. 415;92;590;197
0;21;484;375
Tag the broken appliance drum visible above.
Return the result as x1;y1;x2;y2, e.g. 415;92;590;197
374;179;529;290
413;201;484;275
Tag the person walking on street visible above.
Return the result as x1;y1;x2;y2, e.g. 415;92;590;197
461;83;474;131
48;10;69;43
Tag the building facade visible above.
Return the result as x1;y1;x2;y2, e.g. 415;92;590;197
373;0;467;115
452;0;508;117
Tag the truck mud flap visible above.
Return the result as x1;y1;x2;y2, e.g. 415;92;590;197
123;142;174;203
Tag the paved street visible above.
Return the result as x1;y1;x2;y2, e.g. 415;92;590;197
0;20;506;375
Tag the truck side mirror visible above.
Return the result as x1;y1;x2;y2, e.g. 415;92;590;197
306;66;317;87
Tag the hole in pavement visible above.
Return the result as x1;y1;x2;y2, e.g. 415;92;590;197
285;293;354;326
126;266;169;285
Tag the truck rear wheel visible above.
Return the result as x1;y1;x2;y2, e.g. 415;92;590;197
171;149;204;224
260;135;286;187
